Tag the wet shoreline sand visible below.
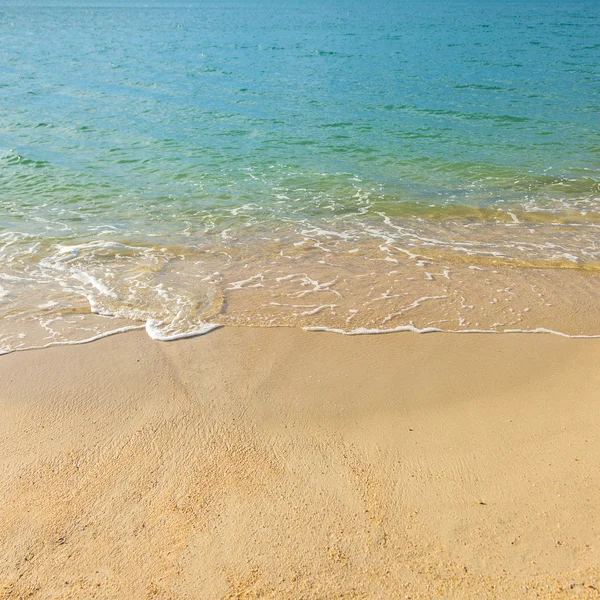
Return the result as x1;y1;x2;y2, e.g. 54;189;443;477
3;223;600;353
1;327;599;598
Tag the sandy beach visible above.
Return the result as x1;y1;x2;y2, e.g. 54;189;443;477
2;0;599;597
0;328;599;599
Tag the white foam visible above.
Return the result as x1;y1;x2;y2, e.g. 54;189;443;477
300;226;355;241
225;274;265;290
304;325;442;335
145;319;221;341
51;240;138;259
71;270;118;298
0;325;146;356
297;304;337;316
38;300;59;309
382;295;447;324
502;328;600;338
289;275;340;298
302;326;600;339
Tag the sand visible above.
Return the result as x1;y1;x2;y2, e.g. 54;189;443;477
0;327;599;599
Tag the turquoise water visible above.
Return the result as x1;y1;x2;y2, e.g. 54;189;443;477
1;0;599;350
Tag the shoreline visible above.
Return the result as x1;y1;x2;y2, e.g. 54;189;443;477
1;327;599;598
3;222;600;354
3;318;600;358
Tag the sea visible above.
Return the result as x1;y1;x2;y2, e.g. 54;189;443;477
1;0;599;353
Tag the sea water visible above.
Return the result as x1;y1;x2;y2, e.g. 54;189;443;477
1;0;599;352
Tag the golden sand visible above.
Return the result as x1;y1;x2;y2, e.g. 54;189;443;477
1;328;599;598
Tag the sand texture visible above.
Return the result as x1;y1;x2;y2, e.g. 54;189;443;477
1;328;599;599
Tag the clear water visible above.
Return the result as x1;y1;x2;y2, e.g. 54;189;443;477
1;0;599;351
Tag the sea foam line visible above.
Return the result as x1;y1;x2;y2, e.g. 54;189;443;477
0;319;223;356
3;321;598;357
145;319;222;341
0;325;146;356
303;325;600;339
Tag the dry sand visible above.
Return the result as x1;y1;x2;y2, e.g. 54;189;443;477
0;328;599;599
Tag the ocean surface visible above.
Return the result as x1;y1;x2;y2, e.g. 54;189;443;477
1;0;599;352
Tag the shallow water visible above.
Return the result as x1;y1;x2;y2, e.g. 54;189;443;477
1;0;599;352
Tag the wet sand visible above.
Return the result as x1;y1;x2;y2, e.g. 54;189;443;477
1;328;599;599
